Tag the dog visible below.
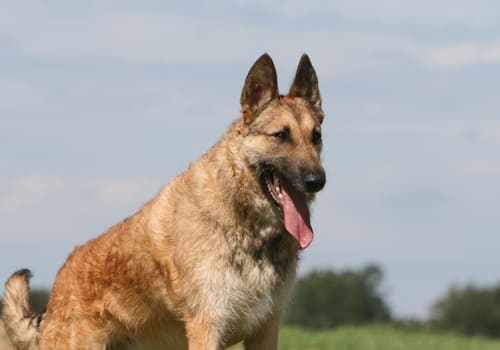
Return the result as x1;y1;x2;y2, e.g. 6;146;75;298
2;53;326;350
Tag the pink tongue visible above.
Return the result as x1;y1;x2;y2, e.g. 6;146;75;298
280;181;314;249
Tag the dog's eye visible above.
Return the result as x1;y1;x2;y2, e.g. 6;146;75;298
312;130;322;144
272;129;290;142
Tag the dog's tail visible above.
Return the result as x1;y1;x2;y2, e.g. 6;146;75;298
2;269;44;350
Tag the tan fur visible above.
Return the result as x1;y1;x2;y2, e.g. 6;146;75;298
2;53;325;350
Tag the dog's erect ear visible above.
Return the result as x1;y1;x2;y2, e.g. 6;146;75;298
240;53;279;124
288;54;323;121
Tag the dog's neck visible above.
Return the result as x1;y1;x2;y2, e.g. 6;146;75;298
149;118;299;283
204;123;299;273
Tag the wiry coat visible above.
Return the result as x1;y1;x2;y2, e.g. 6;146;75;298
2;53;325;350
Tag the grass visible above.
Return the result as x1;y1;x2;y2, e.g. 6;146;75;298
2;322;500;350
230;325;500;350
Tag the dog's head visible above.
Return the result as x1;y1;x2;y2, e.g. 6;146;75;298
239;53;325;249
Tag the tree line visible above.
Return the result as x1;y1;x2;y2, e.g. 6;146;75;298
285;265;500;338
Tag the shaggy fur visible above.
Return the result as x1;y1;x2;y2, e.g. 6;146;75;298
2;53;326;350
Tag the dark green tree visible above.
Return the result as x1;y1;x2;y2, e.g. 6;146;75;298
29;289;50;313
285;265;391;329
431;284;500;337
0;289;49;314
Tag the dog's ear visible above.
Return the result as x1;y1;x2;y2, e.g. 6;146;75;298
288;54;323;122
240;53;279;124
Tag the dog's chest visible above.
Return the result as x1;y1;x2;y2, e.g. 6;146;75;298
209;232;297;338
214;258;287;338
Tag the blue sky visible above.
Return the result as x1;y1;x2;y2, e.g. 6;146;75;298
1;1;499;319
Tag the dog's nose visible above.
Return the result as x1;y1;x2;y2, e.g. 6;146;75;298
303;169;326;192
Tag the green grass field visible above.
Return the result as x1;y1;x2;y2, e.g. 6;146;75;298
2;322;500;349
230;325;500;350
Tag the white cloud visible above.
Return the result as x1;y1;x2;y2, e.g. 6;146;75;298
0;8;257;64
0;20;422;79
0;16;400;74
95;178;160;205
2;2;499;76
426;43;500;68
0;77;47;113
0;175;66;211
0;174;158;240
220;0;500;27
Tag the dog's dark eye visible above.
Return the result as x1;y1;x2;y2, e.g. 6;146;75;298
312;130;322;144
272;129;290;142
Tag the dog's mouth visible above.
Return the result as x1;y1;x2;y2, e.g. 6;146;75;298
262;170;314;250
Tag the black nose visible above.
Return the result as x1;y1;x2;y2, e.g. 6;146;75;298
303;169;326;192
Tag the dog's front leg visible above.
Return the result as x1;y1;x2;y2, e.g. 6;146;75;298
185;319;222;350
243;313;280;350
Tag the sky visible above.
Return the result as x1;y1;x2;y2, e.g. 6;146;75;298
1;1;499;319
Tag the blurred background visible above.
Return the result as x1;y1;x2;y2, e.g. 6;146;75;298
1;0;499;344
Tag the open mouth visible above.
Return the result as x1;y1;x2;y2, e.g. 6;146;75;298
265;172;283;206
261;170;314;250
